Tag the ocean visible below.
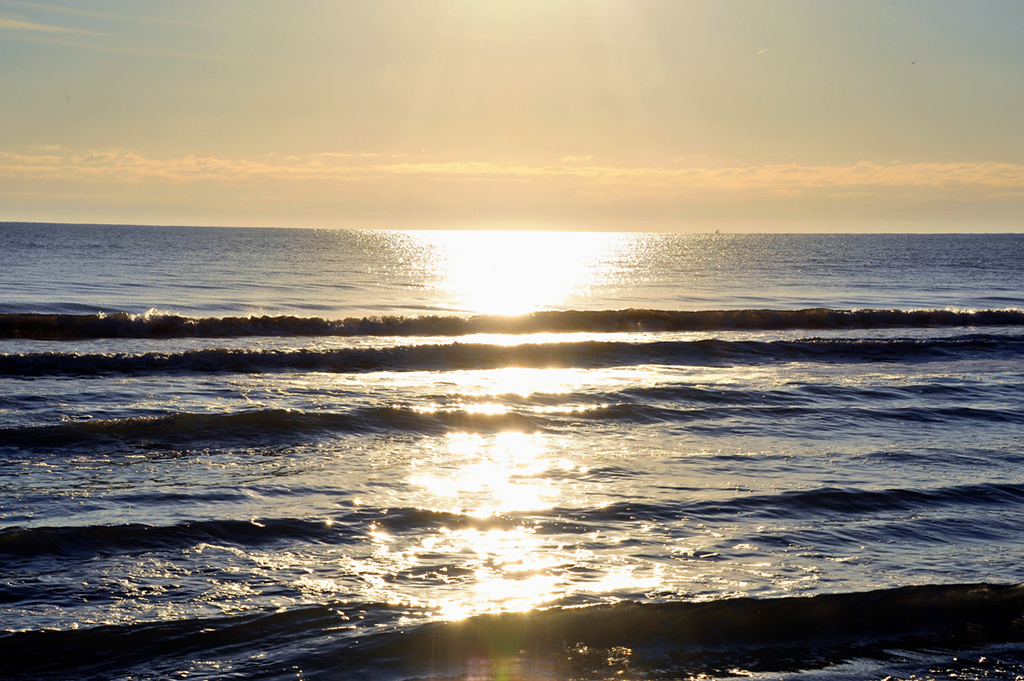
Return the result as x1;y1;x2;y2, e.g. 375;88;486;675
2;223;1024;680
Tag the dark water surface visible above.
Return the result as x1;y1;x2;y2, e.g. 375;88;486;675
2;224;1024;680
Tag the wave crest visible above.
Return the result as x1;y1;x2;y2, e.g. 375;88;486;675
2;307;1024;339
3;334;1022;378
3;583;1022;679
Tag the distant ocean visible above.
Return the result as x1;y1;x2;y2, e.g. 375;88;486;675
3;223;1024;681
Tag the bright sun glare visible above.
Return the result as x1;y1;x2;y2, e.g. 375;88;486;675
414;231;623;316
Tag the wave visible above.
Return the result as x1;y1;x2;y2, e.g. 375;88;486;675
7;396;1024;451
3;333;1023;377
3;307;1024;339
6;399;1023;452
0;408;546;450
358;583;1024;677
0;507;527;561
1;583;1022;680
0;516;358;559
7;480;1023;561
0;511;517;563
554;483;1024;525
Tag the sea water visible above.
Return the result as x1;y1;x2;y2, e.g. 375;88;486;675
2;223;1024;680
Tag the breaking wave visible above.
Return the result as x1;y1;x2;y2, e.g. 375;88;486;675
2;333;1022;377
2;583;1022;680
2;307;1024;340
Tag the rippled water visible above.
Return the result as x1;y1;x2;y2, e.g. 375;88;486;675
2;224;1024;680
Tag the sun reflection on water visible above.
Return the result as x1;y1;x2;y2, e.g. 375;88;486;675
409;432;558;517
376;422;666;620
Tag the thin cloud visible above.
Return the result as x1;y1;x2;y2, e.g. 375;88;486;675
0;30;259;64
0;1;200;28
0;15;96;34
2;150;1023;196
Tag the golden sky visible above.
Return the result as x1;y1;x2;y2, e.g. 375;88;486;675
2;1;1023;231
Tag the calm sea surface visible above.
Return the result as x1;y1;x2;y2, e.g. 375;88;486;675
2;223;1024;680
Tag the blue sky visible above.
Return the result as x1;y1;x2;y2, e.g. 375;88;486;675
2;0;1023;230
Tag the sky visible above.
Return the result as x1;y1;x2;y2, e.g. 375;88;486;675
1;0;1023;231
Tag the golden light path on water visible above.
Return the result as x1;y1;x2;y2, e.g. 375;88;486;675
379;232;664;618
283;362;813;627
370;428;665;621
323;233;686;629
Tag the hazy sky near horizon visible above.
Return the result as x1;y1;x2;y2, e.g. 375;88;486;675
1;0;1023;231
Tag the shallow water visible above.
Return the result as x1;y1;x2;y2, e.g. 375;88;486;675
2;224;1024;680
